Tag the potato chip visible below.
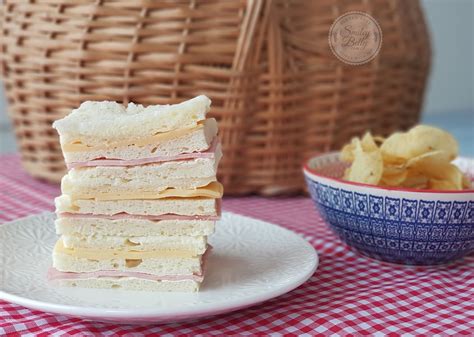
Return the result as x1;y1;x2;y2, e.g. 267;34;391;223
361;132;378;152
346;145;383;185
380;125;458;163
408;125;458;160
407;164;465;189
381;175;406;187
405;150;452;182
462;174;472;189
381;168;408;186
427;165;465;190
401;169;429;189
383;164;406;176
341;132;380;163
343;167;351;180
430;164;464;189
341;142;356;162
428;179;458;190
406;150;449;169
373;136;385;145
380;132;409;162
379;162;407;186
339;124;468;190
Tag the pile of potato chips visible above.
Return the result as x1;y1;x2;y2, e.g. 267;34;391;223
340;125;471;190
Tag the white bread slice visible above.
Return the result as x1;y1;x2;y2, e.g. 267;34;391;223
62;234;207;254
54;278;200;292
53;95;211;146
55;195;219;216
61;155;221;197
53;251;202;275
55;217;215;236
62;118;218;163
59;181;223;202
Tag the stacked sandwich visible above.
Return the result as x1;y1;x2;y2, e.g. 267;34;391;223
48;95;222;292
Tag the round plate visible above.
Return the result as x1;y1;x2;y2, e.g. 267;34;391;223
0;212;318;324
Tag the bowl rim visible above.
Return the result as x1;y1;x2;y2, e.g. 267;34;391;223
303;151;474;195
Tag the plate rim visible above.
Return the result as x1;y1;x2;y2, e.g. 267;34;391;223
0;211;318;320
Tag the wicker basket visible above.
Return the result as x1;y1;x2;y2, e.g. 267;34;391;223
0;0;430;195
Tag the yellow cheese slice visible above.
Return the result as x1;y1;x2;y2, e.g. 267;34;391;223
71;181;223;201
63;123;202;152
54;240;199;259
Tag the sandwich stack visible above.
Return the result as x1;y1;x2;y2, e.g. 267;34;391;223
49;95;222;292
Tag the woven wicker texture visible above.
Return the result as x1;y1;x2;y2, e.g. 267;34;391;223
0;0;430;195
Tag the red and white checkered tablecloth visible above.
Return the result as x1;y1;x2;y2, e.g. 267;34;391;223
0;154;473;336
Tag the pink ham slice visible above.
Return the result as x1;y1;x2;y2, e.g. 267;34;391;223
67;137;219;169
58;212;220;221
48;268;204;282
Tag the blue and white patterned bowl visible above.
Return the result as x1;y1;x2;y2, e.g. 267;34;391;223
303;152;474;265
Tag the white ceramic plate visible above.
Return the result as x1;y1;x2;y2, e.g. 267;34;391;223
0;212;318;324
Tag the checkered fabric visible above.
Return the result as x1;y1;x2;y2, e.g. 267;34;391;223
0;154;473;336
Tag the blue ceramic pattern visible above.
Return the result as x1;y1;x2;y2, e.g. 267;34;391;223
306;178;474;265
